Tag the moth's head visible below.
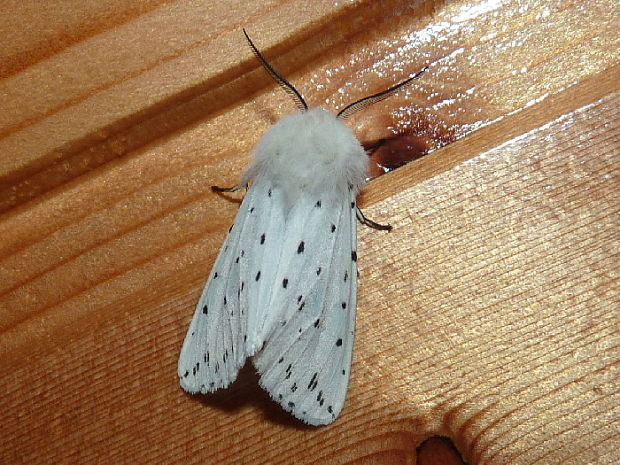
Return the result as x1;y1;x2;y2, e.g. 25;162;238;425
251;106;368;196
255;107;364;161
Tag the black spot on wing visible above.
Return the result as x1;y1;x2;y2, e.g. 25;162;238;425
260;233;265;244
336;338;343;347
282;278;288;288
331;224;336;233
297;241;305;253
255;271;261;281
315;200;321;208
308;372;318;390
351;251;357;262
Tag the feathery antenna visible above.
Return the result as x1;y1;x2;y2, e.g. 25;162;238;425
337;66;429;119
243;29;308;111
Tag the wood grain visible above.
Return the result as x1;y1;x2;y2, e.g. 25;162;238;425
0;1;618;464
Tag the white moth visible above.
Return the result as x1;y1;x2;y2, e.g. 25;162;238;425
178;30;427;425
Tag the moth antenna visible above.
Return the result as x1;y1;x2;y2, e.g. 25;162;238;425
337;65;429;119
243;29;308;111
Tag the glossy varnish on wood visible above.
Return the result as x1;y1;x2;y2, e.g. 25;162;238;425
0;1;618;464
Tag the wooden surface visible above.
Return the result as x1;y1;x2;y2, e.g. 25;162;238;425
0;1;618;464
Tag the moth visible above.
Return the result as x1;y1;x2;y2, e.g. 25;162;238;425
178;30;427;425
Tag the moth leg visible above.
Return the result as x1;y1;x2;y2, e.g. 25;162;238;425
211;184;244;193
356;207;392;231
363;139;386;156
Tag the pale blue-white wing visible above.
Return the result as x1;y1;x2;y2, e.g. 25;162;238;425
178;173;286;393
253;190;358;425
240;177;288;356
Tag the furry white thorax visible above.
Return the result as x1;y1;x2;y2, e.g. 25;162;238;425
242;107;368;208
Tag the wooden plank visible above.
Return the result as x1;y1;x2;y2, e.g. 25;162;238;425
0;0;618;464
